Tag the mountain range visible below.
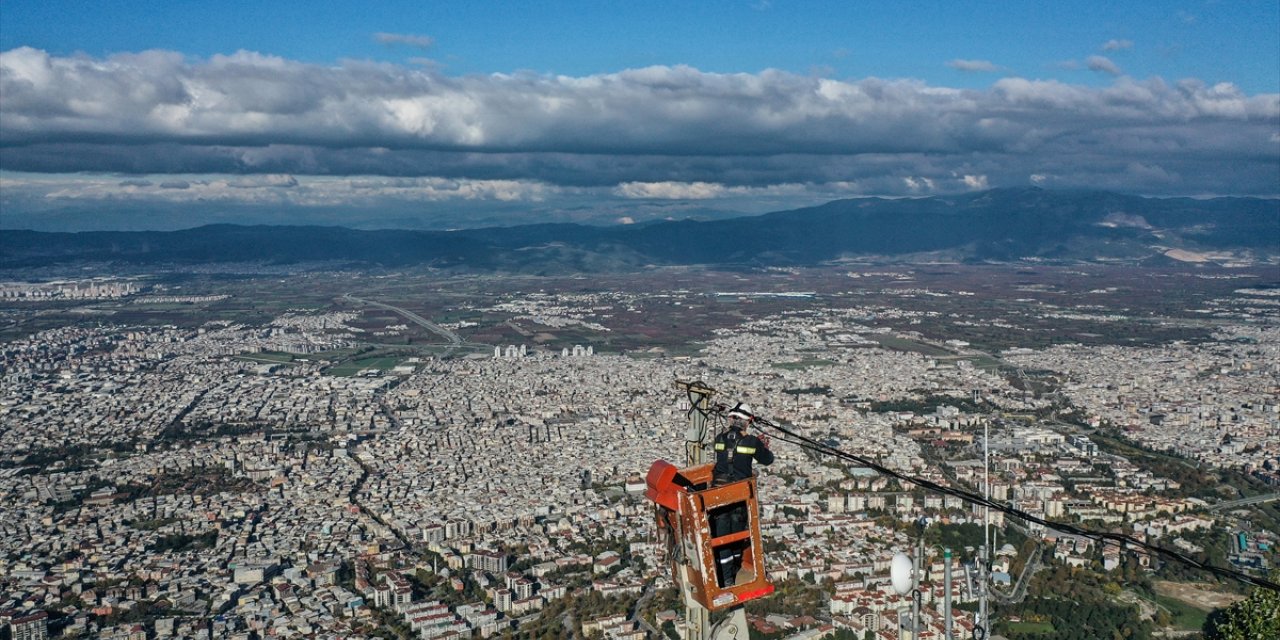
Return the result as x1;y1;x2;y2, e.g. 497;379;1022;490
2;189;1277;271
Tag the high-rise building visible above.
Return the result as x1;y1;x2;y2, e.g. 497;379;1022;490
10;611;49;640
494;588;513;612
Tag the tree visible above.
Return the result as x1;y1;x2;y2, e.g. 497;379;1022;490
1203;578;1280;640
661;620;679;640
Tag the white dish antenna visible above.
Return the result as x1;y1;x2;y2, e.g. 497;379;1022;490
890;552;914;595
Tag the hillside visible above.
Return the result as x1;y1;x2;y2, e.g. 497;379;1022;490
2;189;1276;270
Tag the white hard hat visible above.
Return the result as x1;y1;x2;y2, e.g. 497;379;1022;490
727;403;754;422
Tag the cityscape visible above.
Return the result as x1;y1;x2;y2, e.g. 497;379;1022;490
1;265;1276;639
2;1;1279;639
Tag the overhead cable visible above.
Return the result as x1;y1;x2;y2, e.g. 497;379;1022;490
732;408;1278;593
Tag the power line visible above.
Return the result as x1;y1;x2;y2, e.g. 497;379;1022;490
735;409;1279;594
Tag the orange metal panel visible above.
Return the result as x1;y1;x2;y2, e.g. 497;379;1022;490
644;460;683;511
643;459;775;612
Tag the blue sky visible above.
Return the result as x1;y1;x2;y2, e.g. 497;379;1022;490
1;1;1278;230
4;1;1277;90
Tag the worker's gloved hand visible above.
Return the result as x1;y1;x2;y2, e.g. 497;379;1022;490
759;435;771;448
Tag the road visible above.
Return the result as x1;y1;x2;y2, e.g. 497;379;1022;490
629;583;661;638
560;610;579;639
991;545;1043;605
1208;492;1280;512
343;293;468;352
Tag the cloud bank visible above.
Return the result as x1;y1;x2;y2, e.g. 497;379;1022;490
1;46;1278;204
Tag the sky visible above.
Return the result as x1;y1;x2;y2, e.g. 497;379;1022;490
1;0;1278;230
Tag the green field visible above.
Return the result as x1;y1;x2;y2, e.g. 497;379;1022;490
871;334;953;356
1005;620;1055;635
963;354;1004;372
235;351;297;364
772;358;836;370
1151;593;1209;631
325;356;408;377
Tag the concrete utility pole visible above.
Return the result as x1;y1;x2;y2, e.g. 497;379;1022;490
676;380;715;466
671;381;751;640
944;548;953;640
913;530;923;640
979;419;991;639
978;543;989;640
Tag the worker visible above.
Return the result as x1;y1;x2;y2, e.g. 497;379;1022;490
710;402;773;587
711;403;774;486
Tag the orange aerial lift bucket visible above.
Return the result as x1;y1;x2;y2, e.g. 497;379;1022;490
645;460;776;612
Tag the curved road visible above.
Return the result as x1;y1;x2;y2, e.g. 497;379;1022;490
1208;492;1280;512
345;293;482;354
991;545;1043;605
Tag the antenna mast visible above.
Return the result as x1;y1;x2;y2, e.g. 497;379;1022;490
979;418;991;639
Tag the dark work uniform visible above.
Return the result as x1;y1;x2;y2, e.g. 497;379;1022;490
712;427;774;485
709;426;773;587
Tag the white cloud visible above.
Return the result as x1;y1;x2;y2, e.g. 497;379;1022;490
228;174;298;188
373;32;435;50
1029;173;1048;185
946;59;1000;73
903;177;936;193
1086;55;1122;76
962;174;989;190
614;181;725;199
13;173;559;208
5;47;1274;159
1124;162;1177;184
1101;39;1133;51
1;47;1277;198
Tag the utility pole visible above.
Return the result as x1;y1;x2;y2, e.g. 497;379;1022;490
671;381;751;640
676;380;715;466
979;418;991;640
977;544;989;640
912;532;922;640
944;548;953;640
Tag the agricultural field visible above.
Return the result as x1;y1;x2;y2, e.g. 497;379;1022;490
325;355;412;377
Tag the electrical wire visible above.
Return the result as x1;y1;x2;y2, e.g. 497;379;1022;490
723;406;1279;594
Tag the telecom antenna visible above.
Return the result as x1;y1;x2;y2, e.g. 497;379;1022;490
890;552;914;639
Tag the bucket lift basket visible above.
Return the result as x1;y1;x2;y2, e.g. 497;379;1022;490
645;460;776;612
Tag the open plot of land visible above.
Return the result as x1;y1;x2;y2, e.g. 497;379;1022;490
1149;592;1209;631
235;351;297;364
325;355;409;377
772;358;837;370
871;334;953;356
1153;580;1245;611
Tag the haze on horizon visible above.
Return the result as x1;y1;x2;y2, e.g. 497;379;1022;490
1;0;1278;231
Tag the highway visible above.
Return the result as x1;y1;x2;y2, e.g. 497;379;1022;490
1208;492;1280;512
344;293;484;355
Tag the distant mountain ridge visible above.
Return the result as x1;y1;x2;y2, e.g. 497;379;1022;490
2;188;1277;270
